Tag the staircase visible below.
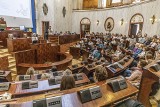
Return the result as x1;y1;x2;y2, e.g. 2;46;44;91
0;40;4;49
0;49;17;80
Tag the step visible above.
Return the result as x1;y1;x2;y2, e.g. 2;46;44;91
9;63;16;69
8;56;15;60
10;68;17;72
9;59;16;63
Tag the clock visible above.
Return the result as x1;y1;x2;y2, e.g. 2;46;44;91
43;3;48;15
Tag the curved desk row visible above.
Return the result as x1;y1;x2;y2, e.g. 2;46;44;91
0;73;89;97
0;80;138;107
17;53;73;75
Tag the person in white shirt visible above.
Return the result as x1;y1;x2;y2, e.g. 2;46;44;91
48;26;53;35
31;33;38;43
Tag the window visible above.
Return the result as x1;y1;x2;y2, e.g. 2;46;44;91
102;0;106;7
112;0;121;3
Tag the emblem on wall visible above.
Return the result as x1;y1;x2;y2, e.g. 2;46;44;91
104;17;114;32
62;7;66;18
43;3;48;15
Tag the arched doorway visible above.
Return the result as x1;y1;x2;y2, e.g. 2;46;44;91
128;13;144;37
80;17;91;37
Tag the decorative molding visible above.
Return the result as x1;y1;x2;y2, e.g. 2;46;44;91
73;0;156;12
43;3;48;15
104;17;114;32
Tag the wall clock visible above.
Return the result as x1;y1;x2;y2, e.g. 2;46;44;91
43;3;48;15
104;17;114;32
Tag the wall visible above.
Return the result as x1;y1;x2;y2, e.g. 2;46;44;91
35;0;73;35
72;0;160;36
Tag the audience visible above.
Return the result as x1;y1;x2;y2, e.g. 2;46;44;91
60;75;75;91
93;65;108;82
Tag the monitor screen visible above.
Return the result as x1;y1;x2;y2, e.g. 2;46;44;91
20;26;25;31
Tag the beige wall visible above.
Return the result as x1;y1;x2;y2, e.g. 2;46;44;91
72;0;160;36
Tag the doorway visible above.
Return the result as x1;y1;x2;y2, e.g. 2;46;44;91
130;23;143;36
80;18;91;38
42;21;49;38
128;13;144;37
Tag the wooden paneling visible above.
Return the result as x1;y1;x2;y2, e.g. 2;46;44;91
14;49;35;65
0;56;9;70
0;32;8;47
59;34;80;45
17;53;72;75
0;31;32;48
7;38;32;52
35;43;60;64
83;0;98;9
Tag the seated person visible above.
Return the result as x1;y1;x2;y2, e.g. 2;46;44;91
50;66;57;72
26;67;38;75
63;69;72;76
31;33;38;43
138;47;147;58
145;53;154;64
124;60;147;85
93;65;108;82
75;42;81;48
97;41;104;48
41;73;52;79
60;75;75;91
132;44;143;59
149;39;157;48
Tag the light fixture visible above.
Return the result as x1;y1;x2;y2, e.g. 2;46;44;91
120;18;124;26
150;15;156;24
96;20;99;26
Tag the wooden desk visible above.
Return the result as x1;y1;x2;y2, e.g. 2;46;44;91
138;56;160;107
2;81;138;107
68;64;84;73
0;31;32;48
0;71;12;82
7;38;32;52
0;56;9;70
69;47;81;59
106;56;134;78
0;73;90;97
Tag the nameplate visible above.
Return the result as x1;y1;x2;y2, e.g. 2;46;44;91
33;98;47;107
0;83;10;91
52;71;63;77
107;76;127;92
74;74;83;81
48;78;56;86
78;86;102;103
78;88;92;103
0;71;5;75
24;75;31;80
46;96;62;107
35;74;42;80
19;75;31;81
118;78;128;90
72;64;78;68
29;81;38;89
150;64;160;72
89;86;102;100
55;76;62;84
22;82;30;90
